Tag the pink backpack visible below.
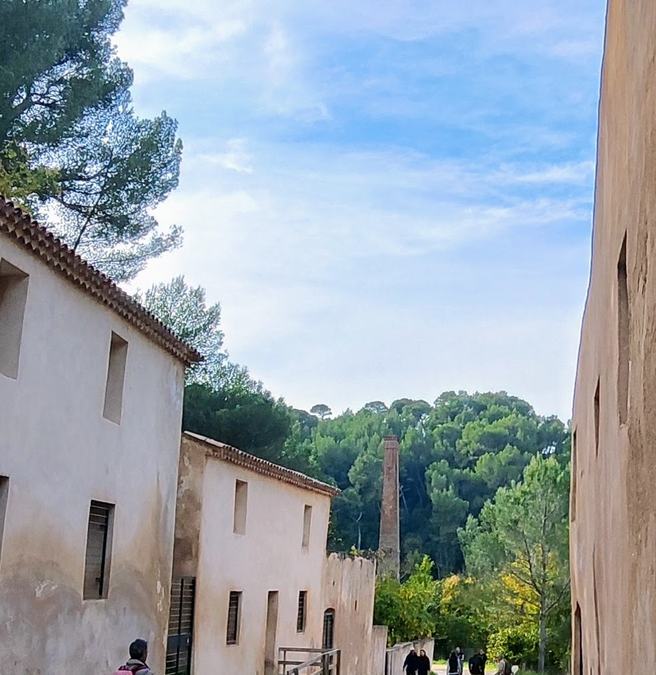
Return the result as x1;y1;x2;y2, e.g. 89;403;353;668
113;666;147;675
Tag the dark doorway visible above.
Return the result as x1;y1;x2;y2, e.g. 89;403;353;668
165;576;196;675
264;591;279;675
574;602;583;675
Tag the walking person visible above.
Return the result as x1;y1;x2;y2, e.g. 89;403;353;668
468;649;486;675
448;649;460;675
417;649;431;675
494;654;511;675
404;648;420;675
113;639;153;675
456;647;464;674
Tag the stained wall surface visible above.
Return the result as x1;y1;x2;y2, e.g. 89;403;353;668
178;434;333;675
571;1;656;673
0;237;185;672
321;553;377;674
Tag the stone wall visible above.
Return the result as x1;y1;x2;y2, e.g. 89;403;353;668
571;1;656;673
386;638;434;675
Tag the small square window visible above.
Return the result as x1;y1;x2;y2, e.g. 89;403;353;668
103;332;128;424
0;259;29;379
233;480;248;535
302;505;312;549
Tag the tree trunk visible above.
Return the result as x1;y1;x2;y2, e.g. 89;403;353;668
538;598;547;673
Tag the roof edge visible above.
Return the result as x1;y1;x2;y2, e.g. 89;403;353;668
183;431;340;497
0;197;201;365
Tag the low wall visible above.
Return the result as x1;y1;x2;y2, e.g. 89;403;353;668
386;638;435;675
371;626;388;675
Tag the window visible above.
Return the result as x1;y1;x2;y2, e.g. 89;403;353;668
103;332;128;423
83;501;114;599
233;480;248;535
297;591;307;632
0;259;29;379
322;609;335;650
0;476;8;566
594;379;600;457
574;603;583;675
302;504;312;549
226;591;242;644
617;235;629;425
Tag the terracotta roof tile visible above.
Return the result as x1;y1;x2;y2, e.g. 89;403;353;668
183;431;340;497
0;196;201;365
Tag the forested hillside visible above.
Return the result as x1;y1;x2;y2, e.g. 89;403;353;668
183;386;569;575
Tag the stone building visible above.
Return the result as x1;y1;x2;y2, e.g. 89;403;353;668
0;197;199;673
571;2;656;673
172;432;384;675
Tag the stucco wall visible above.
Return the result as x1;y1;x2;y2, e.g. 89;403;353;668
179;435;333;675
371;626;389;675
571;1;656;673
321;553;378;675
0;237;185;673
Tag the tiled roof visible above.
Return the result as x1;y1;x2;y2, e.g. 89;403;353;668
0;196;201;365
183;431;340;497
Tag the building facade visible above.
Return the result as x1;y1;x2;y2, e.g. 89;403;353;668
173;432;385;675
571;2;656;673
0;198;198;673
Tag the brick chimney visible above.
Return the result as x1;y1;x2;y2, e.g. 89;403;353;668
378;435;400;579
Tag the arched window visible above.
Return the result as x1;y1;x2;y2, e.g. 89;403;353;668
322;608;335;650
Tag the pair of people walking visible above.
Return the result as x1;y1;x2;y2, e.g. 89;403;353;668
447;647;464;675
403;647;432;675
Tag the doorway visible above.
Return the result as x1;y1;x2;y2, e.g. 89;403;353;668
264;591;279;675
165;576;196;675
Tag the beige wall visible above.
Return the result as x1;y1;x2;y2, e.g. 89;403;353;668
0;237;185;673
321;553;378;675
178;435;332;675
571;1;656;673
386;639;434;675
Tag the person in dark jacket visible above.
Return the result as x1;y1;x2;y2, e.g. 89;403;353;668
403;648;420;674
468;649;487;675
448;649;460;675
113;639;153;675
417;649;431;675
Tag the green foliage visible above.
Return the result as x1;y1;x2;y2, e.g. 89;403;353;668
374;556;439;645
137;276;227;386
487;625;538;665
459;455;570;672
0;0;181;280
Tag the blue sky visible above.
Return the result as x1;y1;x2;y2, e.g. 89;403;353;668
116;0;607;421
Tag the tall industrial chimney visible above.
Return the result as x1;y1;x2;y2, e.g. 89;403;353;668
378;435;400;579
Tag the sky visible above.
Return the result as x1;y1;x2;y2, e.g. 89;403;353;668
115;0;608;422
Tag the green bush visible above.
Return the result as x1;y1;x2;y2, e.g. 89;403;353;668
487;625;538;665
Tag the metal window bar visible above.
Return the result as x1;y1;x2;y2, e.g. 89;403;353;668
226;591;241;644
83;502;111;599
278;647;341;675
297;591;307;632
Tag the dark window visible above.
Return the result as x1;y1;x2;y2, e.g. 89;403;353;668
617;235;629;424
594;379;600;457
226;591;242;644
297;591;307;632
322;608;335;650
0;259;29;379
0;476;8;567
574;603;583;675
233;481;248;534
83;501;114;599
103;333;128;423
302;504;312;548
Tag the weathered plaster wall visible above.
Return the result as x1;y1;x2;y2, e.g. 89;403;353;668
181;435;332;675
0;237;185;673
571;1;656;673
321;553;378;675
371;626;389;675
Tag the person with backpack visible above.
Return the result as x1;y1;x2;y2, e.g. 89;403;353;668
113;639;153;675
468;649;487;675
494;654;512;675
